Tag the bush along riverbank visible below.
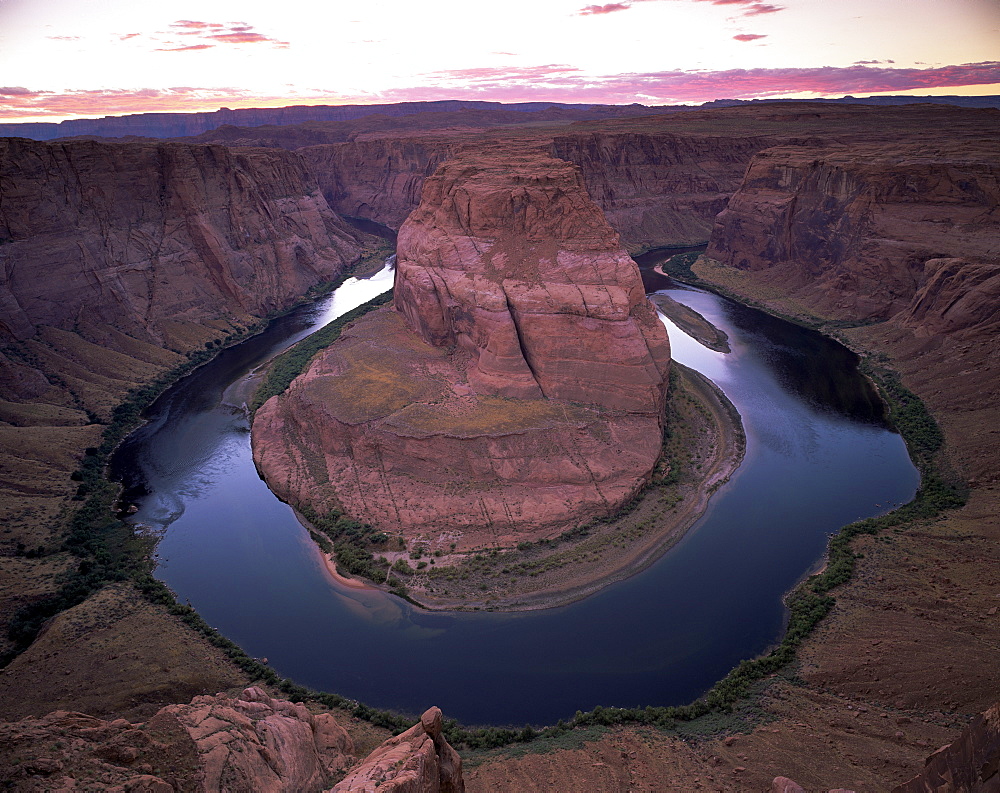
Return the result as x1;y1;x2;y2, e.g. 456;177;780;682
0;252;386;667
248;288;394;414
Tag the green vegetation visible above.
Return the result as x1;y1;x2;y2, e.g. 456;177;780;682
658;251;703;281
1;321;266;666
248;289;394;413
299;505;393;584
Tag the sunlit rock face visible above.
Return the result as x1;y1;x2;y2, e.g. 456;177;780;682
253;149;670;548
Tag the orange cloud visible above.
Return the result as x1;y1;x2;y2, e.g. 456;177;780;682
733;33;767;41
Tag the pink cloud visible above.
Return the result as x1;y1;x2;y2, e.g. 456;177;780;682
578;0;784;16
2;62;999;121
128;21;290;51
675;0;785;15
426;64;582;81
733;33;767;41
579;3;632;14
377;61;1000;105
155;44;216;52
0;87;42;97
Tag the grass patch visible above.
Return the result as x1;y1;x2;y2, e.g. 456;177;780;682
248;289;394;414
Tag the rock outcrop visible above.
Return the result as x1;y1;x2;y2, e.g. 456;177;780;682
0;688;464;792
0;137;361;345
334;707;463;793
893;701;1000;792
253;150;670;547
706;141;1000;322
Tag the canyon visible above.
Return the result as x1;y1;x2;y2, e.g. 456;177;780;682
0;100;998;791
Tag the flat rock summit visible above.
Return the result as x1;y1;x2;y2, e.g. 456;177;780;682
253;149;670;548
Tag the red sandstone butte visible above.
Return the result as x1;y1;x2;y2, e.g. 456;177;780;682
252;149;670;549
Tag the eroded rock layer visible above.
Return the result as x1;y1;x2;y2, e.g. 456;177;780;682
0;137;361;344
706;141;1000;322
253;150;670;547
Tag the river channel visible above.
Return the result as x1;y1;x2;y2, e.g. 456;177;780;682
110;255;919;727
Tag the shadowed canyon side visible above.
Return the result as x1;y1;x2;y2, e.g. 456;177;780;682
253;149;670;548
705;140;1000;321
0;137;362;682
0;138;361;346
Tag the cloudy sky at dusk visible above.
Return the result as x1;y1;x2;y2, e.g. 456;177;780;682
1;0;998;122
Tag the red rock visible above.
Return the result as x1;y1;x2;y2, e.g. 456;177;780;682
552;131;768;251
332;706;463;793
253;150;670;545
773;777;806;793
706;141;1000;323
0;137;361;346
892;701;1000;792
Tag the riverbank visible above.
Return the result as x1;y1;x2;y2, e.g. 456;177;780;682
314;362;745;613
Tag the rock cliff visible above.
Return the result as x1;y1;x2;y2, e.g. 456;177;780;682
0;138;361;345
706;141;1000;322
334;707;463;793
0;688;463;792
893;701;1000;792
253;150;670;547
298;139;461;230
551;131;769;252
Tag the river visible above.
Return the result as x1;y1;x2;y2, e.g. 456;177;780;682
110;255;919;727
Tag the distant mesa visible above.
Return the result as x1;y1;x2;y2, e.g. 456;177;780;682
252;148;671;548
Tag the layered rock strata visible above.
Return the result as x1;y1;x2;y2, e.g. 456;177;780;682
298;138;461;230
253;150;670;547
0;137;361;344
706;141;1000;322
551;131;769;251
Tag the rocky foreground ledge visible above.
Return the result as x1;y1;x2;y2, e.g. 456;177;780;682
253;148;670;549
0;687;463;792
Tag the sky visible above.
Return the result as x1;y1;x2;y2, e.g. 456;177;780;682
1;0;998;122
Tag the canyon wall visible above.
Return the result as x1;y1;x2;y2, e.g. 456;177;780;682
706;141;1000;321
297;131;768;254
253;149;670;547
0;137;362;666
0;137;361;345
298;139;461;230
551;131;770;251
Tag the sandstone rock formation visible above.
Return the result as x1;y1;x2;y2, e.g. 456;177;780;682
893;701;1000;792
253;149;670;547
0;137;361;345
299;139;460;231
551;131;768;251
333;707;463;793
706;141;1000;322
0;688;464;792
